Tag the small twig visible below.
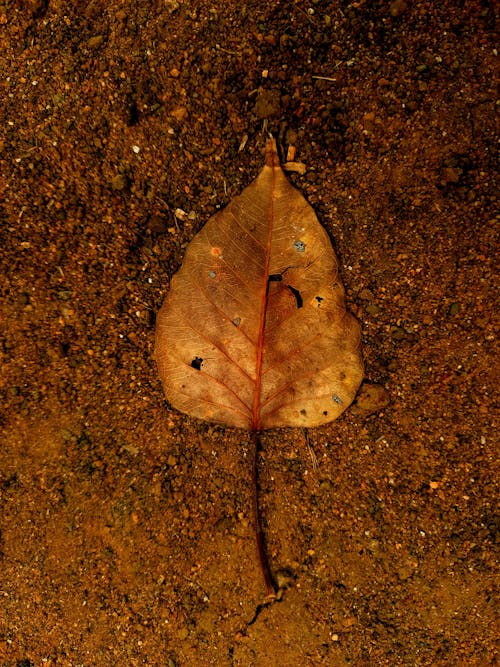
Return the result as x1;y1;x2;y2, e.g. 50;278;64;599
304;428;319;470
312;75;337;82
171;210;180;232
216;45;239;56
295;3;315;24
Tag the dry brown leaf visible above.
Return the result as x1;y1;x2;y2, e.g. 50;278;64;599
155;138;363;430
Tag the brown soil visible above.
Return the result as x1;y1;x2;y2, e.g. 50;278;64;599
0;1;498;665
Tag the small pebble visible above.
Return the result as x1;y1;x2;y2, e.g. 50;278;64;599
352;384;390;416
254;88;281;119
359;288;374;301
365;303;381;315
283;161;306;175
87;35;104;48
175;208;188;221
170;106;187;121
390;0;408;17
111;174;128;190
147;214;168;234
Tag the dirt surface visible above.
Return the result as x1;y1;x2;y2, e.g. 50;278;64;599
1;1;498;665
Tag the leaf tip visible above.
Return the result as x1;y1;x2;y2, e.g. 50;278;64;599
265;136;279;167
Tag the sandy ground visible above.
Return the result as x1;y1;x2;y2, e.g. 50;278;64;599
0;1;498;665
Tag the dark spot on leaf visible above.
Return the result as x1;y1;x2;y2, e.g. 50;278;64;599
293;240;306;252
287;285;303;308
232;317;241;326
332;394;342;404
323;410;328;416
191;356;203;370
315;295;324;303
268;274;282;282
340;371;346;380
300;409;307;416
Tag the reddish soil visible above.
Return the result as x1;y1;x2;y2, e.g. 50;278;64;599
1;1;498;665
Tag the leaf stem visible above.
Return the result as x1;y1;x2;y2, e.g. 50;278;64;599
251;430;277;599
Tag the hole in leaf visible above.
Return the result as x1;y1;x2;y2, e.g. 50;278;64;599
232;317;241;327
293;240;306;252
323;410;328;416
268;274;282;283
332;394;342;404
191;356;203;370
209;270;216;279
287;285;303;308
315;295;324;304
